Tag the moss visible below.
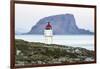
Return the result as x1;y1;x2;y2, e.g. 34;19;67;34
15;39;94;65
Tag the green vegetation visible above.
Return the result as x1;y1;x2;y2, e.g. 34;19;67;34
15;39;95;65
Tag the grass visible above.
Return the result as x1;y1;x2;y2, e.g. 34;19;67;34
15;39;95;65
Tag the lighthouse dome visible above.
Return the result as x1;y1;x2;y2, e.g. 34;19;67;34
45;22;52;30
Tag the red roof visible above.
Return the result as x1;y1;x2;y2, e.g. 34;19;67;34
45;22;52;30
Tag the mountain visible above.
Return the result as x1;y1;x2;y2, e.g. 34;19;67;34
27;14;93;35
15;28;27;35
15;31;22;35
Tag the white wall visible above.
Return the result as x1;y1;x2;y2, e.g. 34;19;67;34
0;0;99;69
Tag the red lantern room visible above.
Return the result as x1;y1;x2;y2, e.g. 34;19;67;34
45;22;52;30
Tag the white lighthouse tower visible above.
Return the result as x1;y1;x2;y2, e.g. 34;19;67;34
44;22;53;44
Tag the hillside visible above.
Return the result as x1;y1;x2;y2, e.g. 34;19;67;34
15;39;94;65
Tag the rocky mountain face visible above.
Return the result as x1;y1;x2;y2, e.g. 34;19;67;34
27;14;93;35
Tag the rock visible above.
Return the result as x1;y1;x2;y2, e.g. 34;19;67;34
27;13;93;35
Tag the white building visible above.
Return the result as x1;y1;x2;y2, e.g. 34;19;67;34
44;22;53;44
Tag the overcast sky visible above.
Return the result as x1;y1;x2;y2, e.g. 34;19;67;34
15;4;94;33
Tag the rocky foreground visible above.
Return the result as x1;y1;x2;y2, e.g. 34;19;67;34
15;39;95;65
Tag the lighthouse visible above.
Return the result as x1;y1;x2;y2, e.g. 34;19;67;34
44;22;53;44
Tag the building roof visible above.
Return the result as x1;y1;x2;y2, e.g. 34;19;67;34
45;22;52;30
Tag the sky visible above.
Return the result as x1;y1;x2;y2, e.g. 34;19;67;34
15;4;94;33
